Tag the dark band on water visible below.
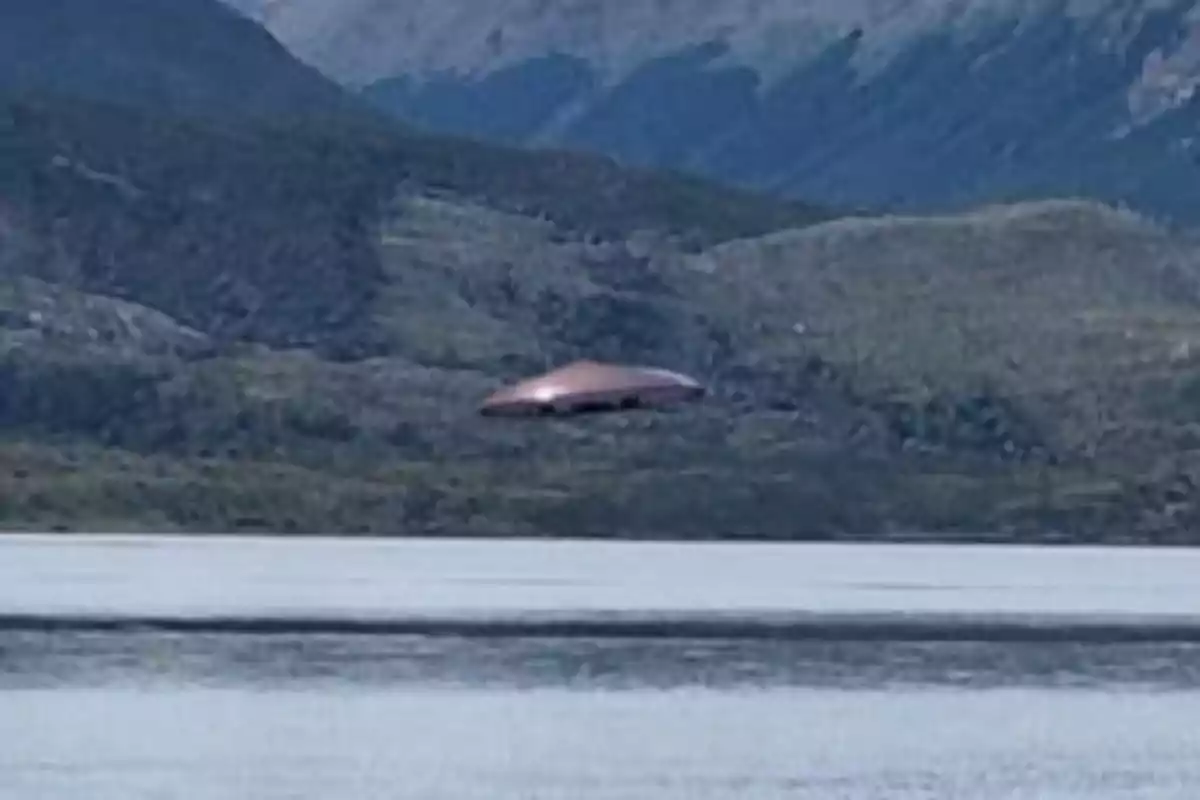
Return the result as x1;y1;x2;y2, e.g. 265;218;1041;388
2;612;1200;643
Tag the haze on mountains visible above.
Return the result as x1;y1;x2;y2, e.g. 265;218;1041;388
2;0;1200;542
226;0;1200;225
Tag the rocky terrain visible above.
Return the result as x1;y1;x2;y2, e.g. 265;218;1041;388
225;0;1200;224
1;0;1199;541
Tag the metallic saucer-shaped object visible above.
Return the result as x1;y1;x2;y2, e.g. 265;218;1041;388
479;360;704;417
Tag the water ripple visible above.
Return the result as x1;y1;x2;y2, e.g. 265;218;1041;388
3;630;1200;692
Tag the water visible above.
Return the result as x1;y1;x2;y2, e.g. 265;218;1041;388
5;535;1200;619
2;535;1199;799
6;687;1200;800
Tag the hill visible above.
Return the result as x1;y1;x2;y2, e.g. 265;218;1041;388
0;0;830;345
0;0;1199;541
4;189;1200;542
0;0;378;129
229;0;1200;224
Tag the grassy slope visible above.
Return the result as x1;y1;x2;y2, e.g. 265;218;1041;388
695;201;1200;457
1;0;1198;542
3;191;1200;543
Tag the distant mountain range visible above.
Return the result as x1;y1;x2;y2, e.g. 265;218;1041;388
223;0;1200;222
1;0;1200;541
0;0;372;127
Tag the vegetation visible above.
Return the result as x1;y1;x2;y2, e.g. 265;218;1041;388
3;190;1200;543
2;0;1199;543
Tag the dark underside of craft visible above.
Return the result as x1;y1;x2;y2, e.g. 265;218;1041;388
479;390;696;418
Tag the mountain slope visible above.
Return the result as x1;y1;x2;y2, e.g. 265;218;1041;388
5;193;1200;541
0;0;381;128
232;0;1200;223
0;0;831;347
3;0;1200;541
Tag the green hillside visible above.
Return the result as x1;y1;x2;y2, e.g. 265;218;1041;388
0;0;1198;542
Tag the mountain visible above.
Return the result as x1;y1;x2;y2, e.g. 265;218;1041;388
0;0;380;128
0;0;830;342
2;0;1200;541
228;0;1200;223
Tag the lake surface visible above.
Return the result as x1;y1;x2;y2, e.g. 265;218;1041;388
3;535;1200;799
6;534;1200;620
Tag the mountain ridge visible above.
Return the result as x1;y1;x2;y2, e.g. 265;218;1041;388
223;0;1191;91
0;0;383;129
225;0;1200;223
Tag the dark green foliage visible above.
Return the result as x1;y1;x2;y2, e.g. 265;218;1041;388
0;94;396;346
0;354;163;441
866;388;1048;462
535;291;676;361
395;132;834;244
